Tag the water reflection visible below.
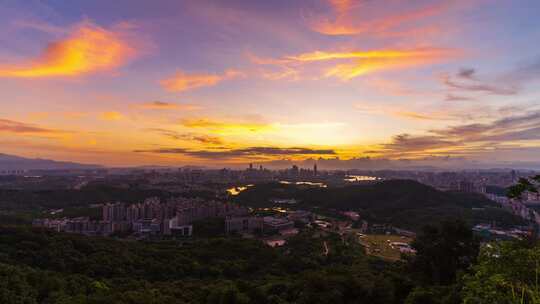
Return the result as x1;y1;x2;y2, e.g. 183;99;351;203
344;175;380;182
279;181;327;188
226;184;254;195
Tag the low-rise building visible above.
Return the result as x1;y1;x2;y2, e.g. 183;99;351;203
167;217;193;237
342;211;360;221
287;210;313;223
263;216;294;233
132;219;161;235
225;216;263;234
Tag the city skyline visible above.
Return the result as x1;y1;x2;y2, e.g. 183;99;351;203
1;0;540;167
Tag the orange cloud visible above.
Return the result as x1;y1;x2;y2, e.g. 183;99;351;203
0;22;135;78
287;49;451;62
99;111;124;121
355;104;457;121
138;101;201;111
0;118;66;136
180;118;273;133
261;66;300;81
160;69;243;92
258;48;460;81
309;0;465;36
329;0;354;15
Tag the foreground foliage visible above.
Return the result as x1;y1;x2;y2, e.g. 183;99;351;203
0;219;487;304
2;218;537;303
0;226;404;303
463;242;540;304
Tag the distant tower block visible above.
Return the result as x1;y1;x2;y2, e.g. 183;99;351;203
249;163;253;170
313;164;318;175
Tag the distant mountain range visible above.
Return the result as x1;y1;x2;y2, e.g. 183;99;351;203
0;153;101;171
2;152;539;172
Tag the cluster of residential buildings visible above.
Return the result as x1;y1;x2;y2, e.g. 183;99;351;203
33;196;319;240
33;197;249;237
485;192;540;226
473;223;532;240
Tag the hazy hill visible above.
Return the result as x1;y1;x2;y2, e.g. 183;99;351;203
235;180;527;231
0;153;100;171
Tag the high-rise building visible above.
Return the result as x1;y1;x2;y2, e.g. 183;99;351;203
511;170;517;183
102;202;128;222
458;180;475;193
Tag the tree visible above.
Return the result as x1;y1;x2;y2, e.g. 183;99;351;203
462;242;540;304
507;175;540;243
508;175;540;199
410;220;479;285
0;263;38;304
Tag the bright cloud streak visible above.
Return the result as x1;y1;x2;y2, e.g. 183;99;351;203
99;112;124;121
287;49;455;62
259;48;461;80
160;69;244;92
0;22;135;78
0;118;65;135
180;118;274;134
137;101;201;111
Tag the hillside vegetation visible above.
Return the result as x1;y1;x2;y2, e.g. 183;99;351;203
235;180;527;230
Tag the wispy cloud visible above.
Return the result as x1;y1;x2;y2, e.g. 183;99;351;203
0;118;65;135
147;128;223;145
502;56;540;84
442;73;517;96
305;0;465;37
160;69;244;92
99;111;124;121
255;47;460;81
355;104;458;121
441;59;540;97
444;94;475;102
457;67;476;80
430;111;540;141
374;110;540;157
382;133;456;153
137;101;201;111
180;118;274;134
0;21;135;78
135;146;337;160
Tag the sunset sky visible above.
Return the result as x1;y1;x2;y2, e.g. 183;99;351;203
1;0;540;167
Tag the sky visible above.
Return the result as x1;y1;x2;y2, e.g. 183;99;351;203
1;0;540;168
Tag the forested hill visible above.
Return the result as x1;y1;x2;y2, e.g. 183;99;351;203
0;227;398;303
234;180;527;230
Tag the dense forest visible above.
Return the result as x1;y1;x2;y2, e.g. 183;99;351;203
0;226;398;303
0;221;462;303
1;221;537;303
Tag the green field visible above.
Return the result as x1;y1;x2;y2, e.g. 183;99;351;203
358;234;414;261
